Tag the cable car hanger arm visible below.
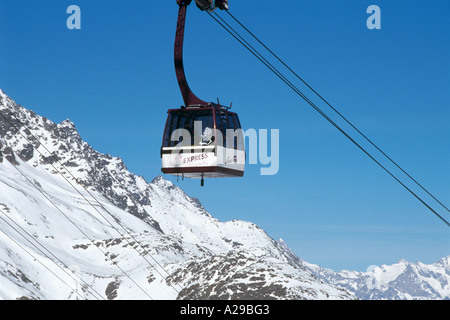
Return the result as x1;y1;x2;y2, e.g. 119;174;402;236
175;0;228;108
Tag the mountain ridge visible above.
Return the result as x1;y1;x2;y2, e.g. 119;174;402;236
0;89;353;300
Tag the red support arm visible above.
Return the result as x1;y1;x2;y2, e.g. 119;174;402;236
174;0;228;107
174;2;209;107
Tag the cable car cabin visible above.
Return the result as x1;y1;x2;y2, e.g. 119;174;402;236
162;1;240;185
161;106;245;183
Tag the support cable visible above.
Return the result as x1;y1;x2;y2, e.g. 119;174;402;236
0;208;105;300
225;10;450;216
208;11;450;229
0;215;89;300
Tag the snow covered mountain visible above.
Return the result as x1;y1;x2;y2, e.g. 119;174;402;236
302;257;450;300
0;89;353;300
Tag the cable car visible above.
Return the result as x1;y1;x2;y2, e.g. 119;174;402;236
161;0;244;186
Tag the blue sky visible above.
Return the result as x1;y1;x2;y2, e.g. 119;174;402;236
0;0;449;272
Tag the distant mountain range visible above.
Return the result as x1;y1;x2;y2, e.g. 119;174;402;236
0;89;448;300
303;256;450;300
